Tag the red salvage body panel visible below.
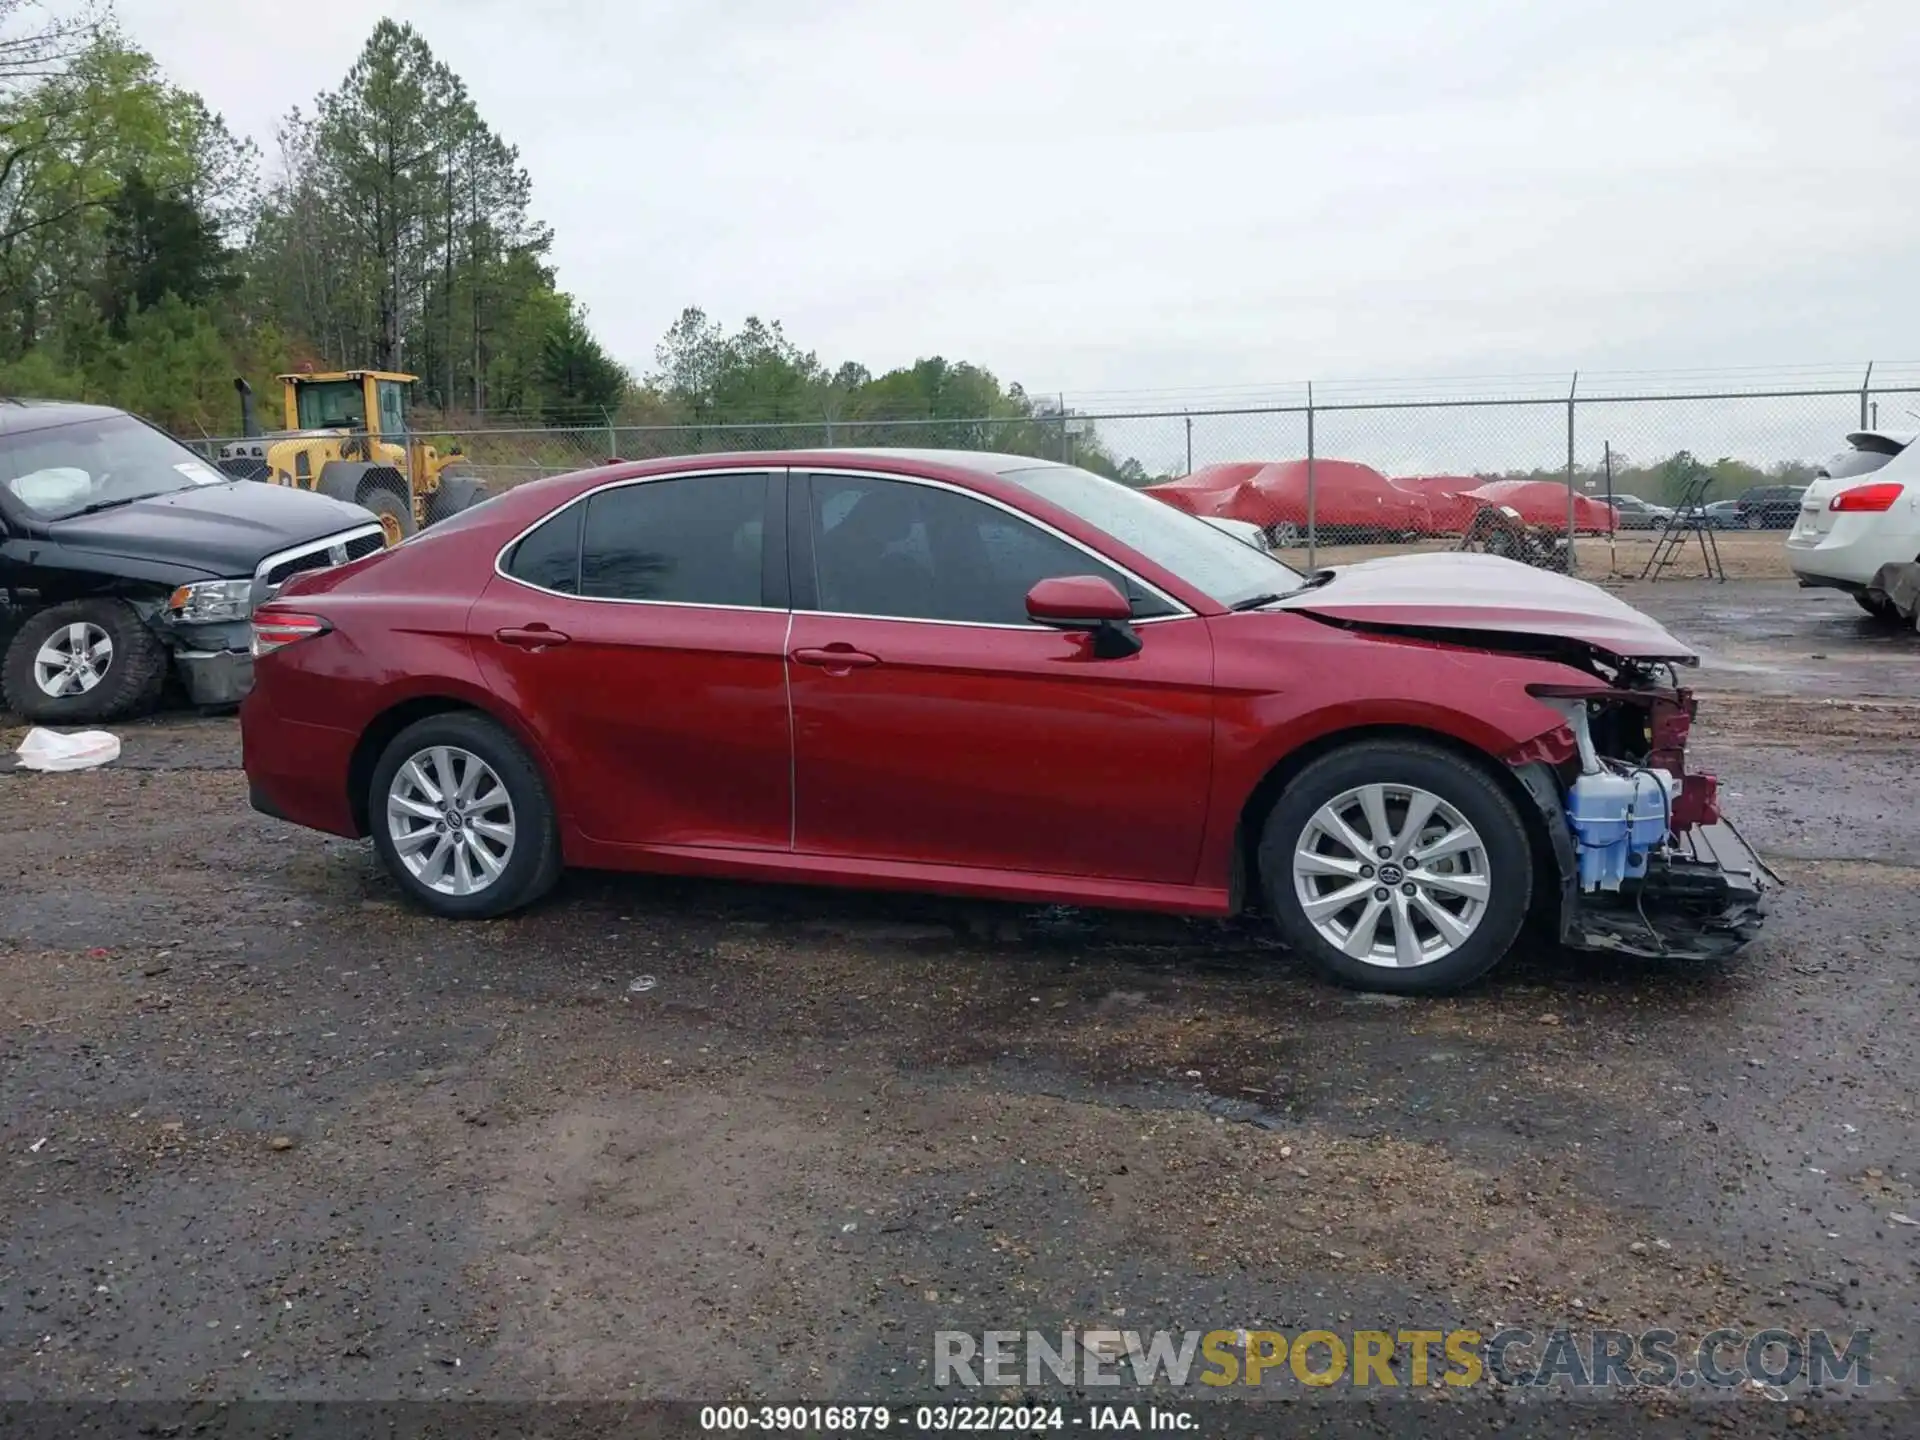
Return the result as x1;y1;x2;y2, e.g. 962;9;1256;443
1148;460;1432;534
1463;479;1618;532
1390;474;1486;534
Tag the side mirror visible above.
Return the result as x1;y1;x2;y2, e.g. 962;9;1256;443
1025;575;1141;658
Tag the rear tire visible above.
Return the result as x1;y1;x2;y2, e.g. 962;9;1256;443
1258;740;1533;994
1855;592;1902;623
1744;511;1763;530
368;711;562;919
2;598;169;724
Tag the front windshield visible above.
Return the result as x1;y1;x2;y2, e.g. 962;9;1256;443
1000;462;1303;606
0;414;230;521
295;380;367;430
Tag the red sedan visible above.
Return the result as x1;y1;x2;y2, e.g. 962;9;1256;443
242;450;1767;993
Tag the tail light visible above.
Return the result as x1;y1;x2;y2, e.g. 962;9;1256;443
1830;482;1904;513
251;611;332;657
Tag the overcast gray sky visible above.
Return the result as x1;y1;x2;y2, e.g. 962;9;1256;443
114;0;1918;407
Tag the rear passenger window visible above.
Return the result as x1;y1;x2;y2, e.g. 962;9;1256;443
505;503;582;594
579;472;767;605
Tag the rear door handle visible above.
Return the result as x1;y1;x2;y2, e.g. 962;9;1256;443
791;645;879;672
496;626;570;650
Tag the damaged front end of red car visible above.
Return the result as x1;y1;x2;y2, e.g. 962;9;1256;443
1278;557;1772;961
1506;674;1772;961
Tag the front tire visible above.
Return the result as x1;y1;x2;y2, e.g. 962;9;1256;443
1259;740;1533;994
368;712;562;919
2;599;169;723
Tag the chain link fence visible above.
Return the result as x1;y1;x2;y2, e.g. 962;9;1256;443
187;370;1920;579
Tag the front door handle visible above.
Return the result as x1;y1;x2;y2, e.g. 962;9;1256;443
496;625;570;650
791;645;879;673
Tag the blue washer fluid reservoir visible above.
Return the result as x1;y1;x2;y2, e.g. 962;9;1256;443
1567;772;1636;891
1623;769;1678;880
1567;769;1679;891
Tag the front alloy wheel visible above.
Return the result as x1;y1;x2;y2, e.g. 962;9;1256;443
1261;740;1533;993
33;621;113;698
1292;783;1491;969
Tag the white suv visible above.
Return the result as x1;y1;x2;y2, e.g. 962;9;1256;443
1786;430;1920;620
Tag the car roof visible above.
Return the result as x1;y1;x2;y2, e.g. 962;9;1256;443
768;447;1072;476
592;447;1082;488
0;398;127;435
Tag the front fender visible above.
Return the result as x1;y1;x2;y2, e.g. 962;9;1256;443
1213;618;1591;790
1196;612;1596;892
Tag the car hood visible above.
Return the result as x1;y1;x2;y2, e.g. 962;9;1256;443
1273;551;1696;664
45;481;377;580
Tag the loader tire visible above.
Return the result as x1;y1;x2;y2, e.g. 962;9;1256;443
427;469;491;526
360;484;417;543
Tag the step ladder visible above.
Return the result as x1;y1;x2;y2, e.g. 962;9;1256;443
1639;474;1725;582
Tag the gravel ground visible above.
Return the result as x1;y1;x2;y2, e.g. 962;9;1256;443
1;579;1916;1431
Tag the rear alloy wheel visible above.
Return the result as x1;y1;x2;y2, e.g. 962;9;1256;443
369;712;561;918
2;598;169;723
1260;741;1532;994
1745;511;1763;530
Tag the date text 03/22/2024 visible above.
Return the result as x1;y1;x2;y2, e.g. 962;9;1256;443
697;1404;1190;1431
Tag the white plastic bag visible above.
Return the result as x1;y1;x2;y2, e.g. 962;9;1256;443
13;727;121;772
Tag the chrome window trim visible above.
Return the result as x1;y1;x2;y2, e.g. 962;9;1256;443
490;461;1198;627
253;523;389;597
797;466;1194;628
797;607;1190;631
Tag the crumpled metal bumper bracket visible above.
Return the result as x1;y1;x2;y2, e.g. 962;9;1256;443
173;648;254;707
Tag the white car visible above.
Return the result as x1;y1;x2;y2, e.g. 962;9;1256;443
1787;430;1919;620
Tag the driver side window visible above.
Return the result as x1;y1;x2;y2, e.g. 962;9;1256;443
807;474;1172;626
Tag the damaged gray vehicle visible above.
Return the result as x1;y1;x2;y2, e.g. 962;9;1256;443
1;400;387;723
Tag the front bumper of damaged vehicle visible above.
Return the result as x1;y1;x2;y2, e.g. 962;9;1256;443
133;601;256;707
1513;760;1772;960
172;646;254;706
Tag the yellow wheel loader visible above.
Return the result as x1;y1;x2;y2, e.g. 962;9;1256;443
216;369;488;541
